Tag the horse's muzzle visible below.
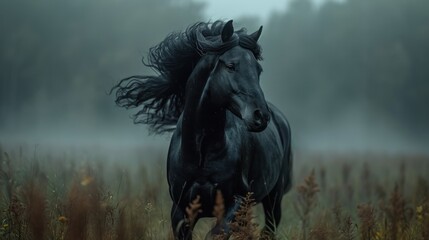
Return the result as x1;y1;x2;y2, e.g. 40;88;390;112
247;109;270;132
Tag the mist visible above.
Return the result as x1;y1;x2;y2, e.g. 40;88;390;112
1;0;428;154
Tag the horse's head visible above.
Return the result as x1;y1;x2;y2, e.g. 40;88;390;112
207;21;270;132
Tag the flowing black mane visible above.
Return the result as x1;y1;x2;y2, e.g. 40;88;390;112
111;20;263;133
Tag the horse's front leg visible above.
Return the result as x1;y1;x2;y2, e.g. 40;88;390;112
171;203;198;240
205;198;242;240
260;192;283;239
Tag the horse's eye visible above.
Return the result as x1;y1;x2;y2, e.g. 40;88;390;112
225;63;235;71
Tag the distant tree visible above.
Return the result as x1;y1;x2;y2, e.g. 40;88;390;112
262;0;429;140
0;0;204;130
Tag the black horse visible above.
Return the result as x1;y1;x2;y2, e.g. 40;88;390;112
112;20;292;239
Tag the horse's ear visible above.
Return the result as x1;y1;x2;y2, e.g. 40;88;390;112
221;20;234;42
250;26;263;42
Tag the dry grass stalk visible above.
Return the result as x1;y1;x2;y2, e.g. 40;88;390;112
414;176;429;203
186;195;202;226
357;203;377;240
399;161;406;195
361;162;372;199
172;195;202;239
22;178;47;240
65;169;105;240
230;192;259;240
416;201;429;240
294;169;319;240
116;207;128;240
7;195;25;239
341;215;356;240
0;152;15;201
127;198;148;239
309;214;333;240
64;180;90;240
212;190;227;240
319;166;326;193
380;184;411;240
342;163;351;186
332;202;356;240
332;201;342;227
1;152;26;239
213;190;225;225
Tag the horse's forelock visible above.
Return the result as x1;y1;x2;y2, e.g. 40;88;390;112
239;34;263;60
189;21;261;59
195;24;239;55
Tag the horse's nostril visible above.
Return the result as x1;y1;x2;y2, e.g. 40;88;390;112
254;109;263;121
254;109;262;119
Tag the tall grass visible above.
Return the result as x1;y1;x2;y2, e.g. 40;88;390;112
0;145;428;239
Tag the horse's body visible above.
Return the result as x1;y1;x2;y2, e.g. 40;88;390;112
169;103;291;205
168;102;292;235
113;20;292;239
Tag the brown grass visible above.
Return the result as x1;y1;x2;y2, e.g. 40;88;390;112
332;202;356;240
380;184;410;240
357;203;376;240
230;192;259;240
0;146;429;240
22;178;47;240
294;169;320;240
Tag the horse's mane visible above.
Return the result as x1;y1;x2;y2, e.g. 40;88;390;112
111;20;262;134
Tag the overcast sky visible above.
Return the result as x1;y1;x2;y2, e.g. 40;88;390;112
192;0;329;23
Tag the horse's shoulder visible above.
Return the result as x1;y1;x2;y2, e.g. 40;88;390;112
266;102;291;149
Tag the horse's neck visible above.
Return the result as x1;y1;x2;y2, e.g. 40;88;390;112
196;91;227;143
181;59;226;164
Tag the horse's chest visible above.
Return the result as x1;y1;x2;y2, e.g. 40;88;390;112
198;152;239;183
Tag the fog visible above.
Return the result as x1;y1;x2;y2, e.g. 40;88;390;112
1;0;428;154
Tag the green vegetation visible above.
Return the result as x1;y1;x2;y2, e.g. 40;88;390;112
1;145;428;239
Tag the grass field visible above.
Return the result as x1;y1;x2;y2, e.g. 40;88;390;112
0;144;428;239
